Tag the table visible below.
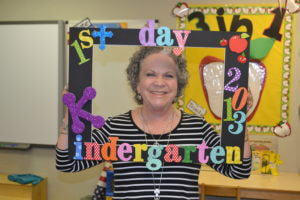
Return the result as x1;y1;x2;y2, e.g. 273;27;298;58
198;170;300;200
0;174;47;200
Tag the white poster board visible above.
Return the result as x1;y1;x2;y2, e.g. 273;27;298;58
0;21;65;145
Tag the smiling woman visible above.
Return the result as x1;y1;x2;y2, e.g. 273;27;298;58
56;46;252;200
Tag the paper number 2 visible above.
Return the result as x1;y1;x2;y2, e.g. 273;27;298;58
224;67;241;92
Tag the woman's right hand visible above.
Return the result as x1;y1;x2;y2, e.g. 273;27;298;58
56;85;69;149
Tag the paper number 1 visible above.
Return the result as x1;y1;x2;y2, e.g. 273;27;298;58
71;40;90;65
224;87;248;134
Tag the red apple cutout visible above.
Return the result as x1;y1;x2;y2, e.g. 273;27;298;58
219;39;228;46
229;35;248;53
237;55;247;63
173;2;189;18
273;121;291;137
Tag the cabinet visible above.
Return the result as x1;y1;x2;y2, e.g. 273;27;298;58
0;174;47;200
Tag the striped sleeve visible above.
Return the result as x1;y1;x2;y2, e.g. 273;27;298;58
200;118;252;179
55;118;112;172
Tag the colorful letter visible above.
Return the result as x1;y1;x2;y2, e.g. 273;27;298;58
117;143;133;161
172;30;191;55
101;137;119;161
146;145;163;171
226;146;242;164
197;141;209;163
133;144;148;162
156;26;174;46
73;134;83;160
182;146;196;163
79;29;94;49
210;146;225;164
84;142;102;160
139;20;156;46
164;144;182;162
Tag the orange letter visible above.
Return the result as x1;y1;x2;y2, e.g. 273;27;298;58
102;137;119;161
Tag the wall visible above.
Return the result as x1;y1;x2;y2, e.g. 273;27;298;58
0;0;299;199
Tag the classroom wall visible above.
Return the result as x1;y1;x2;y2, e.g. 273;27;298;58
0;0;299;199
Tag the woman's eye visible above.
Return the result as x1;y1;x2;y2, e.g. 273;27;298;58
165;74;174;78
146;73;155;77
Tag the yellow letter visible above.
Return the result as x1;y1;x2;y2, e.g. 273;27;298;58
79;29;93;49
133;144;148;162
225;146;242;164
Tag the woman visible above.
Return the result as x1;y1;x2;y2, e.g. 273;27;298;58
56;47;252;200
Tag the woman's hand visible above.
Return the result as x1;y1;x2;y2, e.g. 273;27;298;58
56;85;69;149
243;88;253;158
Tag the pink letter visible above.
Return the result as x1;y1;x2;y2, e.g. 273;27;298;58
117;143;133;161
172;30;191;56
197;141;209;163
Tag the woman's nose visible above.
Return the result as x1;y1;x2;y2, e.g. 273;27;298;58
154;76;165;86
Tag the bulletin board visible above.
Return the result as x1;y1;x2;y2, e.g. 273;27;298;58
177;4;295;134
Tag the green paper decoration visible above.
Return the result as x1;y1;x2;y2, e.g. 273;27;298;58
241;33;250;39
250;37;275;60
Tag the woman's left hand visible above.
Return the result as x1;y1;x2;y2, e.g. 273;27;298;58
243;88;253;158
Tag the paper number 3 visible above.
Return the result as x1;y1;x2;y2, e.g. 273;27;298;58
224;87;248;135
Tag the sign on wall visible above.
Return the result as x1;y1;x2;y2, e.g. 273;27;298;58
177;4;294;134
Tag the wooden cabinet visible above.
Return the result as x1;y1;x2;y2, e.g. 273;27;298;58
199;171;300;200
0;174;47;200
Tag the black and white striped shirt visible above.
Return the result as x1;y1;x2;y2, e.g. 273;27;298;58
56;111;252;200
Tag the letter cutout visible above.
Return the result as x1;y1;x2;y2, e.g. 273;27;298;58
63;87;105;134
102;137;119;161
84;142;102;160
226;146;242;164
182;146;196;163
117;143;133;161
164;144;182;162
156;26;174;46
139;20;156;46
147;145;163;171
172;30;191;56
197;141;209;163
210;146;225;164
133;144;148;162
73;134;83;160
79;29;94;49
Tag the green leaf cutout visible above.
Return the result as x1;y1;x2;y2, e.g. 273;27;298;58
241;33;250;39
250;38;275;60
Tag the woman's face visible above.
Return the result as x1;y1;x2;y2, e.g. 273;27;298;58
137;52;178;111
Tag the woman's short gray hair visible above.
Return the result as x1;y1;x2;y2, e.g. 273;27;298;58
126;46;188;104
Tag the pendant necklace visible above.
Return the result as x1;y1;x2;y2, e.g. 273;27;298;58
140;108;175;200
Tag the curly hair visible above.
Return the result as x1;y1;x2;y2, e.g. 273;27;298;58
126;46;188;104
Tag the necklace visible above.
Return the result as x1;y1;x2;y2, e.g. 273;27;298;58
140;108;174;146
140;108;175;200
